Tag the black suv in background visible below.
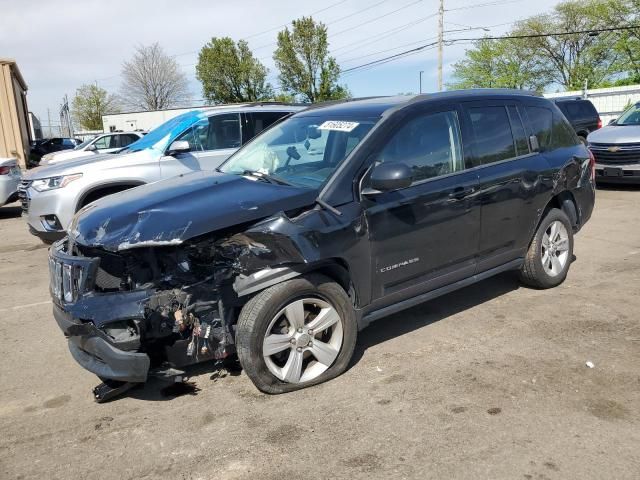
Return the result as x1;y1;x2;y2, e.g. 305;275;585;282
48;90;595;401
553;98;601;143
30;137;81;163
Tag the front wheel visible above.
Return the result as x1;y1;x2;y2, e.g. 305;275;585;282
519;208;574;289
236;274;357;394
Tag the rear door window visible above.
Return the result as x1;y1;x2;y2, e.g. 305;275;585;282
243;112;289;140
119;134;140;147
467;106;516;164
525;106;553;150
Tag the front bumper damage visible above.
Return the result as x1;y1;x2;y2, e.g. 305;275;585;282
53;300;151;383
48;239;234;393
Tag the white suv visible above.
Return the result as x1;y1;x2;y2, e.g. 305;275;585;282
40;131;144;165
20;103;304;242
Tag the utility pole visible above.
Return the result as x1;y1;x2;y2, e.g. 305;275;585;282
419;70;424;94
437;0;444;91
47;108;52;138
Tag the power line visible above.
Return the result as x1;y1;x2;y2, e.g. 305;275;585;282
331;0;424;37
331;13;437;55
340;24;640;75
242;0;351;40
446;24;640;42
446;0;525;12
342;41;439;73
252;0;393;51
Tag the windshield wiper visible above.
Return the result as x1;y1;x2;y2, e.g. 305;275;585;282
242;170;292;186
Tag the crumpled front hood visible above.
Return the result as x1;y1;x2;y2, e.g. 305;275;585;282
69;170;317;251
587;125;640;144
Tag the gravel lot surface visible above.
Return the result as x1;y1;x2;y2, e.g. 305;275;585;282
1;186;639;480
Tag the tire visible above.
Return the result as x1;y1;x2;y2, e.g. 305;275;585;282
519;208;574;289
236;274;357;394
578;135;588;145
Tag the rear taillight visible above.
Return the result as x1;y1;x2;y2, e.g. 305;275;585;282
588;149;596;182
597;117;602;129
0;166;10;175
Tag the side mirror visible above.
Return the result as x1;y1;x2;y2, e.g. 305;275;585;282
167;140;191;156
86;144;97;152
608;118;616;125
365;162;413;194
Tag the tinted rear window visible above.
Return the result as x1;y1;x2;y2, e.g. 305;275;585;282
526;106;553;150
559;101;597;120
468;106;516;164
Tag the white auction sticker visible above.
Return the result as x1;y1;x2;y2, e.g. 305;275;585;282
318;120;360;132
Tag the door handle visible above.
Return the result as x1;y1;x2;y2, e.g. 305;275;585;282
448;186;475;200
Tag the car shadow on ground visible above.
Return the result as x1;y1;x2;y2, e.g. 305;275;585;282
0;203;22;219
351;271;521;367
116;272;522;403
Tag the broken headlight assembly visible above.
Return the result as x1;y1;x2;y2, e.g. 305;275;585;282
31;173;83;192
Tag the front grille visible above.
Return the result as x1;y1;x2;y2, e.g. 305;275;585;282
589;143;640;165
49;240;100;304
17;180;31;213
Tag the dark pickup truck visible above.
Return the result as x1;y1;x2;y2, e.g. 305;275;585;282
48;90;595;401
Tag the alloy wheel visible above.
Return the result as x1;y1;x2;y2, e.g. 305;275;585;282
262;298;344;384
541;220;570;277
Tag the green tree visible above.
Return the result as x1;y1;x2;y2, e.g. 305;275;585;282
273;16;349;102
513;0;616;89
71;84;119;130
196;37;273;104
449;38;550;90
600;0;640;80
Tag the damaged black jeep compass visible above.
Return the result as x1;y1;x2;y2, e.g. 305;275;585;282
50;90;595;401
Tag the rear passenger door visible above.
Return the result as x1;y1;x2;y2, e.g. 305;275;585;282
462;101;544;272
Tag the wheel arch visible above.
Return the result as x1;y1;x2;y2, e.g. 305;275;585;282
537;190;580;234
233;258;357;306
76;181;146;212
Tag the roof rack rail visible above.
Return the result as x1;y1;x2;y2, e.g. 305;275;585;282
302;96;390;111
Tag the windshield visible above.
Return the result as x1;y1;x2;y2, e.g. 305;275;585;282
616;103;640;126
220;115;378;188
120;110;204;153
74;137;96;150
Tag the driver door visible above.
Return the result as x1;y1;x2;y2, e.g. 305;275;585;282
363;105;481;303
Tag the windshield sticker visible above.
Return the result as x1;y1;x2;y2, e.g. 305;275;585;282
318;120;360;132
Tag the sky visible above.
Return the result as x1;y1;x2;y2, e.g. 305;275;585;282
0;0;561;129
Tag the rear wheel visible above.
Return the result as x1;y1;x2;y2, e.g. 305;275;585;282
519;208;574;289
236;274;357;394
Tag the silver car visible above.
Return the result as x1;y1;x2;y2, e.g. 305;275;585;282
40;131;144;165
20;103;303;242
588;101;640;183
0;157;21;206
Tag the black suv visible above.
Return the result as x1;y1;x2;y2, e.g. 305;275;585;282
553;98;601;143
30;137;81;163
49;90;595;400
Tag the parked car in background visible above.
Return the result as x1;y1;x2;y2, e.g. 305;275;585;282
0;157;21;206
46;90;595;400
30;137;81;161
588;101;640;183
553;98;601;143
40;131;145;165
20;103;304;242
